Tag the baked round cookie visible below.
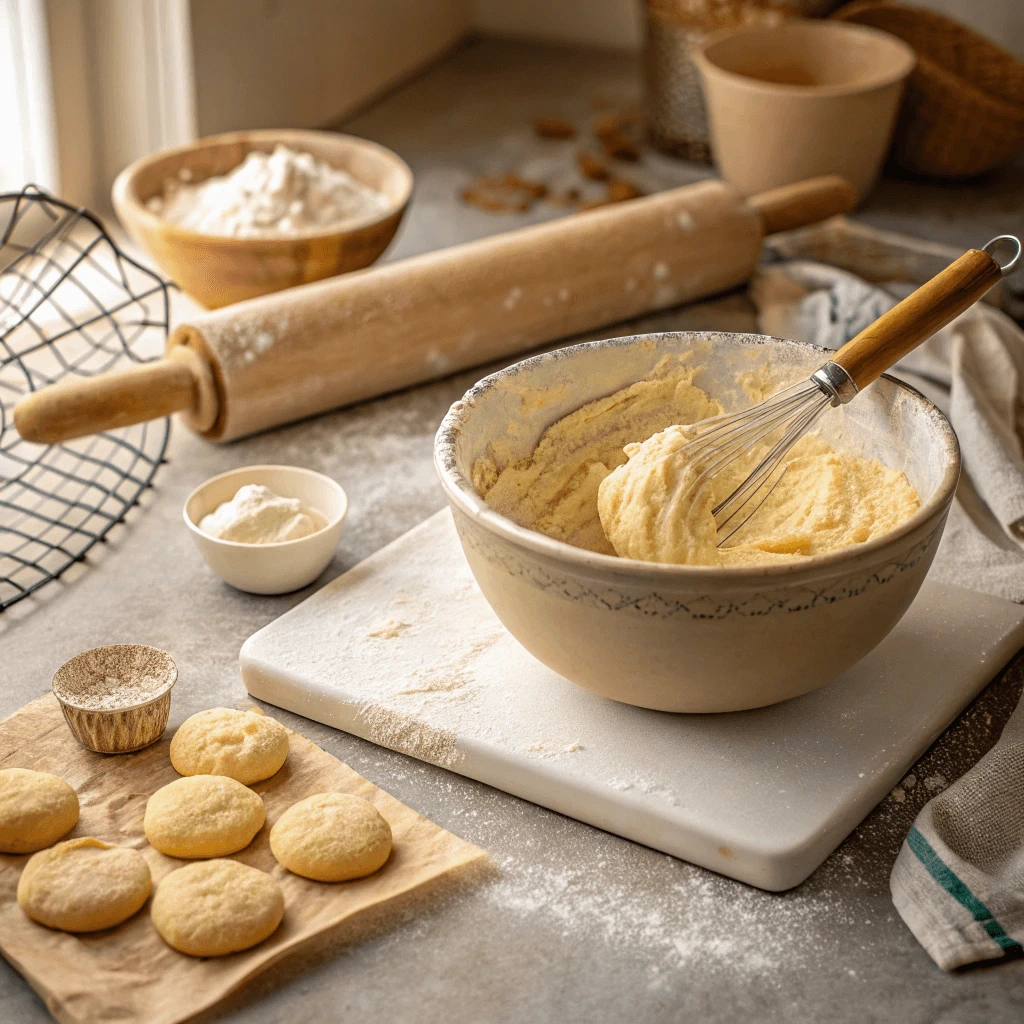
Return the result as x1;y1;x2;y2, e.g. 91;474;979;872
144;775;265;858
17;837;151;932
270;793;392;882
170;708;289;785
0;768;79;854
151;859;284;956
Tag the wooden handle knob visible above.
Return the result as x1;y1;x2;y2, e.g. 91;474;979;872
13;347;209;444
747;175;857;236
833;248;1003;391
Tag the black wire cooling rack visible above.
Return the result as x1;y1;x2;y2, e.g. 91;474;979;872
0;185;172;611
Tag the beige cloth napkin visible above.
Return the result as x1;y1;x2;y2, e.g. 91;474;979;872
754;261;1024;602
753;261;1024;970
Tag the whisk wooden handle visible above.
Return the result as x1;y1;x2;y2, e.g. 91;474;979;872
13;347;213;445
832;247;1003;390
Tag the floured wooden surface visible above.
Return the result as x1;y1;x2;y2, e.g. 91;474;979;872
242;509;1024;891
0;695;485;1024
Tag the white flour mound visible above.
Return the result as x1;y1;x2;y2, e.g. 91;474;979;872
148;144;389;237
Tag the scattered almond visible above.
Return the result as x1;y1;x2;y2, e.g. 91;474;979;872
534;117;576;140
460;187;525;213
593;112;643;162
545;188;582;207
606;178;644;202
577;152;610;181
599;131;642;162
578;178;645;211
503;173;547;199
461;105;646;215
461;173;548;214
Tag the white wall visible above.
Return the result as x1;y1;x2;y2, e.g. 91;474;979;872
188;0;474;136
44;0;96;205
472;0;1023;59
473;0;641;51
84;0;196;201
11;0;1020;211
0;0;59;195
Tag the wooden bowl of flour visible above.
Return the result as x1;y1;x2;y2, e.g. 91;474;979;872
113;129;413;309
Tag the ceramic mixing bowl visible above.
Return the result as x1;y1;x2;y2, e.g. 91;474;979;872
434;332;960;713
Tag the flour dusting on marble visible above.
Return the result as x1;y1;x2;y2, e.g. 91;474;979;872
367;620;414;639
522;741;584;759
609;777;681;807
357;703;462;768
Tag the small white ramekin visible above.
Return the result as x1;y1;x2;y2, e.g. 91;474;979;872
184;465;348;595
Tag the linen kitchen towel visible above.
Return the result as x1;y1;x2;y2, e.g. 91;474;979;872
753;259;1024;970
890;699;1024;970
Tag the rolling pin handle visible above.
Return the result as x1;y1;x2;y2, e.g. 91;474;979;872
747;176;857;236
12;346;211;445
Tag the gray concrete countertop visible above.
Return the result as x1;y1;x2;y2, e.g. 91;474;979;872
4;37;1024;1023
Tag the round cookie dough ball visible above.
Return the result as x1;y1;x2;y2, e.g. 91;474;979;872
0;768;79;854
17;838;151;932
170;709;289;785
151;859;284;956
144;775;265;858
270;793;392;882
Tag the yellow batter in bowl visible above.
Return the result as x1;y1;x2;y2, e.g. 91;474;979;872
475;361;921;567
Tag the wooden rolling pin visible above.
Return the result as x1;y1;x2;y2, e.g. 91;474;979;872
15;175;854;444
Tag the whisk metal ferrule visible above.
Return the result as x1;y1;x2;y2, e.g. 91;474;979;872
810;361;858;407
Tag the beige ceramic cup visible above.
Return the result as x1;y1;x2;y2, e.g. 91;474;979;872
693;19;915;202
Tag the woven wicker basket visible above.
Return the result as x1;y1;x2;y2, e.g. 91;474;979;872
833;1;1024;177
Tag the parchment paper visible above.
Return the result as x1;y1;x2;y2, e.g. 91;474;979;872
0;695;486;1024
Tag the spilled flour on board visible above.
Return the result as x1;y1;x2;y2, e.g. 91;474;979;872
522;741;584;759
608;777;681;807
367;620;414;640
351;617;512;769
396;666;474;696
357;704;461;769
363;717;966;993
347;609;593;771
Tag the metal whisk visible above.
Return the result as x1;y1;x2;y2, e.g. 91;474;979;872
678;235;1022;546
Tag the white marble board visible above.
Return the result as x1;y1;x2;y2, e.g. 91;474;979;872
241;510;1024;891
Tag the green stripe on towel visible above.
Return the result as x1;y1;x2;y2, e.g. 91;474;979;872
907;826;1024;955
